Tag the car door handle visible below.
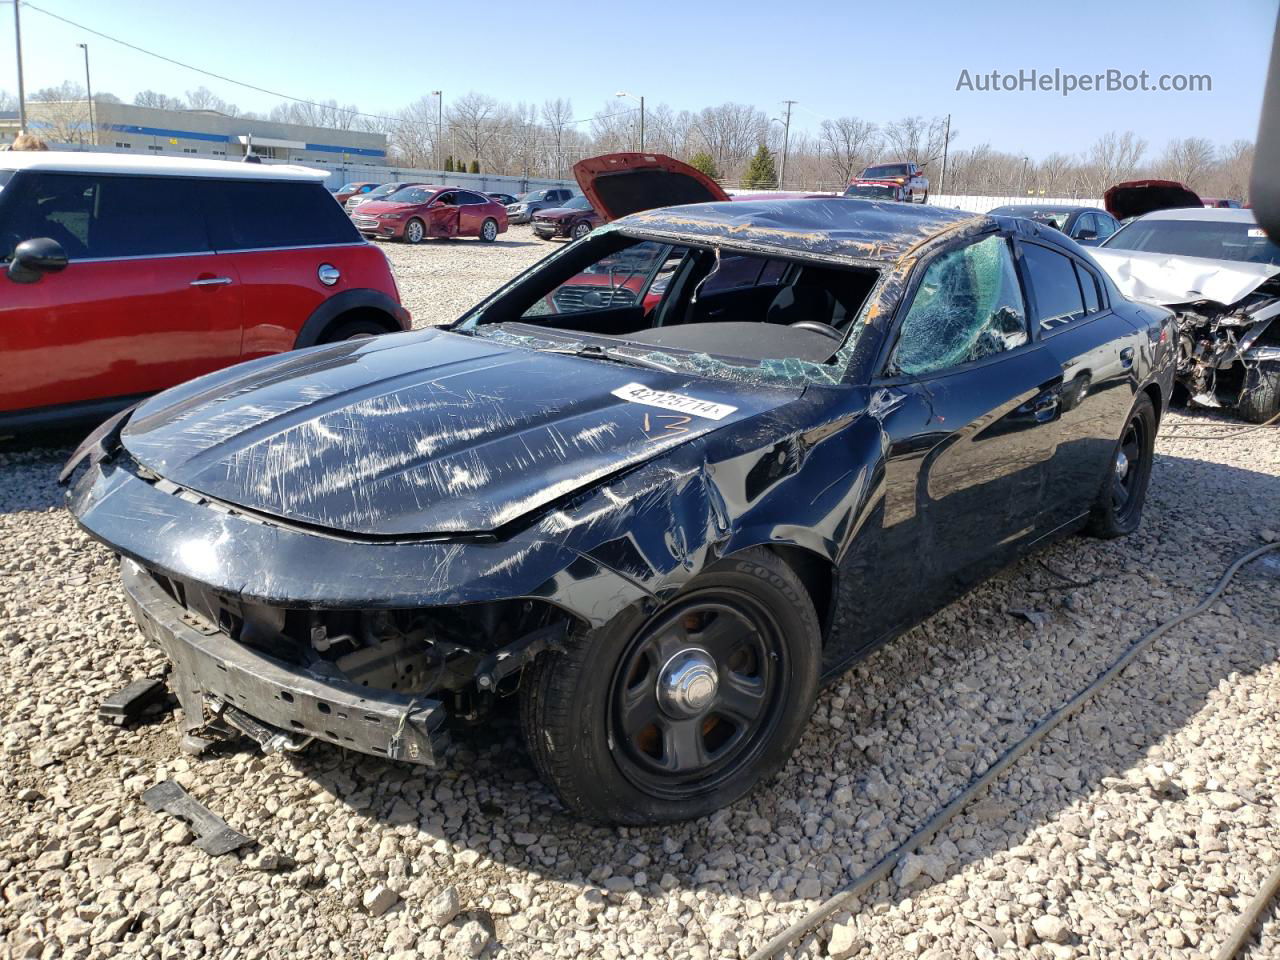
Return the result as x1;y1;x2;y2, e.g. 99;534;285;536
190;277;233;287
1119;347;1135;368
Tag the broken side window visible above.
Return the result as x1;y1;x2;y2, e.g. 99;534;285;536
893;235;1028;376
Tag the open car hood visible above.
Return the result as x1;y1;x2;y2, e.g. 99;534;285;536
118;329;796;538
573;152;731;222
1104;180;1202;221
1090;247;1280;307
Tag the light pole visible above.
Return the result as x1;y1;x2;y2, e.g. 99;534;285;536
778;100;796;189
1020;156;1029;197
13;0;27;134
615;91;644;152
432;90;443;170
77;43;95;146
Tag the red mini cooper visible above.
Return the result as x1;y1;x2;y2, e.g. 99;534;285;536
352;185;509;244
0;153;409;432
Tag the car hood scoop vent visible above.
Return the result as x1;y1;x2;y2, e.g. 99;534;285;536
120;329;791;537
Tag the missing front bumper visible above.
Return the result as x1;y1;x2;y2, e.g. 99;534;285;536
121;561;449;766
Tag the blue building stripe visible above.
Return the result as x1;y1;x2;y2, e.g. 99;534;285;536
305;143;386;158
108;123;231;143
104;124;385;157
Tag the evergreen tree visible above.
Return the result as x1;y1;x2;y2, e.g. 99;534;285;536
689;151;719;180
469;159;480;174
742;145;777;189
444;155;454;172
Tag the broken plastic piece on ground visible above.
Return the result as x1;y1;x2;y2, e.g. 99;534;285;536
98;677;169;726
141;780;253;856
1008;608;1052;629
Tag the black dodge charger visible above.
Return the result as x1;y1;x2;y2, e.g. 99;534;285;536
64;154;1176;824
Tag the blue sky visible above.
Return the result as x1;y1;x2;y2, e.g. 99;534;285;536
4;0;1276;157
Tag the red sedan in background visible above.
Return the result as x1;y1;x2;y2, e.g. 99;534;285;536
334;181;380;206
352;186;509;243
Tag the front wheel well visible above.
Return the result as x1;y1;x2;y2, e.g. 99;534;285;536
764;544;836;641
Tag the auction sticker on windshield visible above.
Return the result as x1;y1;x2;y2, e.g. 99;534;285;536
611;383;738;421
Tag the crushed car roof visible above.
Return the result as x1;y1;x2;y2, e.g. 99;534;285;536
613;198;985;265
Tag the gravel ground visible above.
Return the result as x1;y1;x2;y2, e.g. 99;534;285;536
2;231;1279;960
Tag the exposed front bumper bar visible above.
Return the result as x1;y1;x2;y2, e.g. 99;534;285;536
121;560;448;766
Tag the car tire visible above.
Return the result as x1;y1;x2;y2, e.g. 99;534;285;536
1086;393;1156;539
520;547;821;824
905;191;914;203
1236;359;1280;424
921;190;929;204
479;218;499;243
319;317;392;343
404;218;426;244
572;221;593;241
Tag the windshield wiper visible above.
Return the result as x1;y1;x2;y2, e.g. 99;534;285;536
537;342;676;372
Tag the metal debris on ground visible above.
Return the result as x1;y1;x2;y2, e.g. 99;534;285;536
97;677;169;726
141;780;253;856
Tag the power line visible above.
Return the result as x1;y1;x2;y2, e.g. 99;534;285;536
19;1;636;133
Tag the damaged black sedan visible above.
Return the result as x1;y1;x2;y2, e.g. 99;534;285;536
65;156;1175;823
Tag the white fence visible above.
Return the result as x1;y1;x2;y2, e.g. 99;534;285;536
928;194;1105;213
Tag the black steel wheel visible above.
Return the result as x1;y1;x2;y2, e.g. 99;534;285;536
1087;393;1156;538
520;548;821;824
608;594;784;799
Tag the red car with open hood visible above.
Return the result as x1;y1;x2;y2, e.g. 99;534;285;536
352;186;508;244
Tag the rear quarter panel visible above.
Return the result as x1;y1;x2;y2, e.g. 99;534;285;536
238;243;398;358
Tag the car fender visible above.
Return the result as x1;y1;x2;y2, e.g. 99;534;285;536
293;289;410;348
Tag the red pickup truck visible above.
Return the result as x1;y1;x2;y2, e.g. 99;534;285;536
854;161;928;203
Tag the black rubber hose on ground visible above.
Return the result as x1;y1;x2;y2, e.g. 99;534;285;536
745;540;1280;960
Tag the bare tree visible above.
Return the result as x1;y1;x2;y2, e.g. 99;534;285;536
693;103;768;177
819;116;880;185
541;97;573;178
32;82;89;143
1211;139;1255;201
880;115;951;168
134;89;186;111
1084;130;1147;195
391;95;440;168
448;92;501;168
1036;152;1074;196
1159;136;1216;192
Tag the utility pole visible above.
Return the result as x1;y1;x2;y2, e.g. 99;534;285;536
78;43;95;146
1019;156;1029;196
939;113;951;195
779;100;797;189
432;90;443;171
14;0;27;134
615;92;645;151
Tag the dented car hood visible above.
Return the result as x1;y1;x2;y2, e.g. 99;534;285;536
1089;247;1280;306
119;328;800;538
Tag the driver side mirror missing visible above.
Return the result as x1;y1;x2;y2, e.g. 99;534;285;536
7;237;69;284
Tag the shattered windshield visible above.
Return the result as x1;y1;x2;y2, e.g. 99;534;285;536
1103;218;1280;265
462;231;883;386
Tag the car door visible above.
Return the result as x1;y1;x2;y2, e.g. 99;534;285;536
202;177;363;359
455;191;489;235
427;191;461;238
0;170;241;416
1017;237;1144;528
830;234;1066;661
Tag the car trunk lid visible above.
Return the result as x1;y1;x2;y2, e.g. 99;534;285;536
1104;180;1203;220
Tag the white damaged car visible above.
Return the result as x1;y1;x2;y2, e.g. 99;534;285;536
1091;206;1280;423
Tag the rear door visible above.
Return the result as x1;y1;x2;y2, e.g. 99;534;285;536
456;191;492;235
203;178;364;358
0;170;241;415
1017;237;1143;527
